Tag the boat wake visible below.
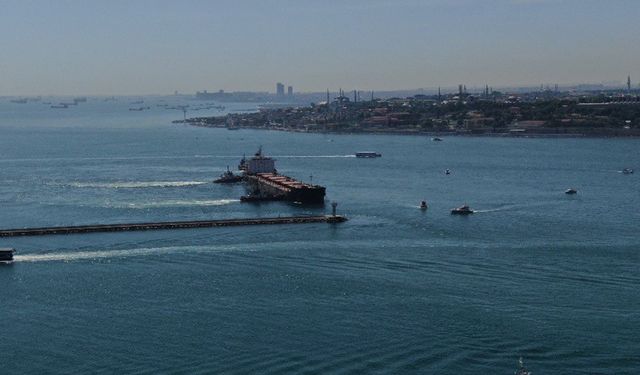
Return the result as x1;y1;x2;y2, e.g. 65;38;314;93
473;201;558;213
68;181;209;189
192;154;356;159
272;155;356;158
114;199;239;209
13;244;241;263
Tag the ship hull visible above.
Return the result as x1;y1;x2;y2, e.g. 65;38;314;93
244;174;325;204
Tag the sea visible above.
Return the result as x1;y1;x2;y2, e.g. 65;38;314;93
0;97;638;374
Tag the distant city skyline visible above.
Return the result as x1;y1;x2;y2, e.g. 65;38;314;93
1;0;638;96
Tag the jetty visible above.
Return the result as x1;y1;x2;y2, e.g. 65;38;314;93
0;215;347;237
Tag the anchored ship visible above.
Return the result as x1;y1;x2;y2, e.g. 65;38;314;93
240;147;326;204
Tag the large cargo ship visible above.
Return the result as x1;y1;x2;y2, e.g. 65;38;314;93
240;148;326;204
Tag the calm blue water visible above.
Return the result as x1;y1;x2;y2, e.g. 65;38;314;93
0;98;638;374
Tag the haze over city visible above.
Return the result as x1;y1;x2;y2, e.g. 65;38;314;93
1;0;638;96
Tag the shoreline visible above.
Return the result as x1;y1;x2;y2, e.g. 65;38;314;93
178;121;640;139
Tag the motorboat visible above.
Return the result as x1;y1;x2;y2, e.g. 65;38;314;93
431;137;443;141
420;201;428;210
451;205;473;215
515;357;531;375
214;166;243;183
445;169;451;175
622;168;634;174
565;188;577;195
0;248;15;263
355;151;382;158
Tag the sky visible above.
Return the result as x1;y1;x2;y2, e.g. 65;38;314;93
0;0;638;95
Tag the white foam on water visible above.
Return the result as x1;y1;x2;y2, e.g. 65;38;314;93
272;155;356;158
69;181;209;188
13;244;240;263
119;198;239;209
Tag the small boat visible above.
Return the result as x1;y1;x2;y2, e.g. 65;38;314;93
431;137;443;141
515;357;531;375
451;205;473;215
622;168;634;174
445;169;451;175
51;104;69;109
355;151;382;158
420;201;428;210
565;188;578;195
0;248;15;263
214;166;243;183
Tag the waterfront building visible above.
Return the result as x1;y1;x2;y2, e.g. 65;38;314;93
287;86;293;96
276;82;285;96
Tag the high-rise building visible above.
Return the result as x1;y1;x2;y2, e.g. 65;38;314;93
287;86;293;96
628;75;632;91
276;82;285;96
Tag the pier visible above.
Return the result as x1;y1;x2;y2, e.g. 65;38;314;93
0;215;348;237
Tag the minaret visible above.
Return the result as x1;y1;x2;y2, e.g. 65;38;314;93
438;86;441;101
628;75;632;91
326;89;330;104
353;90;357;103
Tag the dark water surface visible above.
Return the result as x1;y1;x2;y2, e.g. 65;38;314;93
0;99;638;374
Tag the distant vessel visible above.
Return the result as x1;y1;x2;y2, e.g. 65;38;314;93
355;151;382;158
73;97;87;103
51;104;69;109
565;188;578;194
451;205;473;215
431;137;443;141
0;248;15;263
622;168;633;174
214;166;243;183
445;169;451;175
420;201;428;210
10;98;28;104
514;357;531;375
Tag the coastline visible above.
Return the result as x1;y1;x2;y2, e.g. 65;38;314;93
177;120;640;139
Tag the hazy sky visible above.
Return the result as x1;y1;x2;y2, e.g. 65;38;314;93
1;0;638;95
